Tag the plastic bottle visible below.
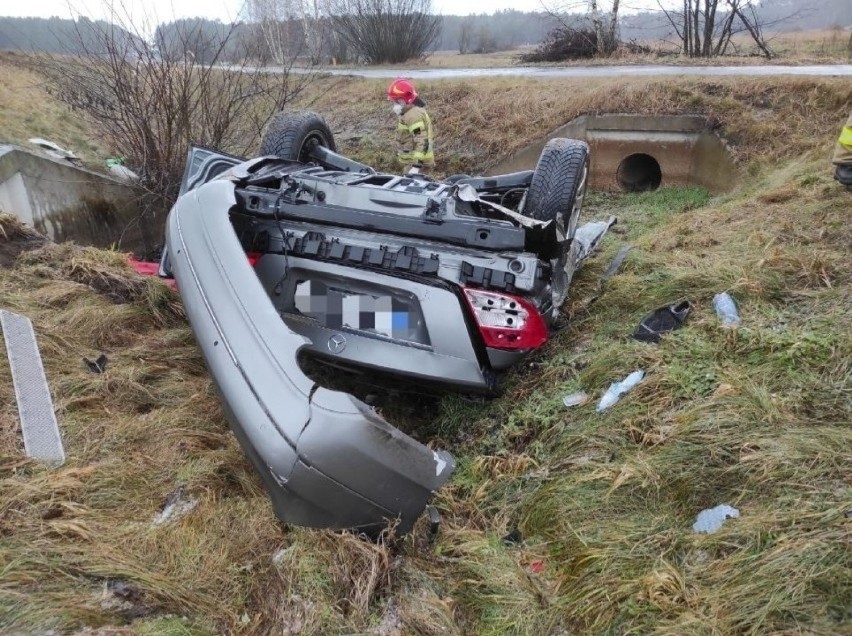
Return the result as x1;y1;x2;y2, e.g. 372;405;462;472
712;292;741;328
597;370;645;413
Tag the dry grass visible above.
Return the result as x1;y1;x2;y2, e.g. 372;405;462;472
766;28;852;62
344;29;850;71
296;74;851;178
0;64;850;634
0;51;110;164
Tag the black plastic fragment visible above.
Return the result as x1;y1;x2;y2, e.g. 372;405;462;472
501;529;523;546
633;300;692;343
83;353;108;374
426;505;441;539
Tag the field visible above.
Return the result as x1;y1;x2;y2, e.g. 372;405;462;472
331;28;851;70
0;56;850;634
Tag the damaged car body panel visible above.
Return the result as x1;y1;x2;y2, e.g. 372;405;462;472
166;179;455;532
161;119;593;532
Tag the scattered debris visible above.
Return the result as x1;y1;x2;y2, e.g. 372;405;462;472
597;370;645;413
99;580;153;620
28;137;81;164
598;245;633;290
713;292;741;327
83;353;109;374
573;216;618;262
272;546;293;566
529;560;545;574
151;485;198;527
693;504;740;533
633;300;692;343
106;158;140;182
426;505;441;540
562;391;589;408
553;216;619;311
501;529;523;546
1;310;66;466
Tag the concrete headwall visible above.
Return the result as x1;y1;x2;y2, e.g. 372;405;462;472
0;145;160;257
488;114;738;193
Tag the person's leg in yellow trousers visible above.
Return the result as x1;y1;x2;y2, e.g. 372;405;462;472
832;112;852;186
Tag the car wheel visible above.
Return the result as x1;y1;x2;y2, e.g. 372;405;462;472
524;138;589;240
259;111;336;163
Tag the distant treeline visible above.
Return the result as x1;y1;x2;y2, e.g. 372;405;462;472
1;1;850;61
0;17;139;55
0;13;559;62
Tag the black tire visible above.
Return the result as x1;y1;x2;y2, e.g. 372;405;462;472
259;111;336;163
524;138;590;239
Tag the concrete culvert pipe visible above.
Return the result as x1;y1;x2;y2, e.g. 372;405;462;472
616;153;662;192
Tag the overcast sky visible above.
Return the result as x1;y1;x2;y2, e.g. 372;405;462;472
1;0;673;23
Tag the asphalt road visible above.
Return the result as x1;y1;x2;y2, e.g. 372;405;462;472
297;64;852;79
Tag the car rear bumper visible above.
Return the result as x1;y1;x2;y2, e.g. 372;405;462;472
253;255;493;391
165;180;455;532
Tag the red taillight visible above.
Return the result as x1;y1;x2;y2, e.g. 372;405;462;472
463;287;548;351
246;252;262;267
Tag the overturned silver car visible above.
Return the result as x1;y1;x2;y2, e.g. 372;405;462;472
160;111;590;533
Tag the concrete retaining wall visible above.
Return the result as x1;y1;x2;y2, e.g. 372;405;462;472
0;145;160;256
488;114;738;193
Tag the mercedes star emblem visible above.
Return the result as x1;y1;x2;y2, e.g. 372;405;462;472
327;334;347;354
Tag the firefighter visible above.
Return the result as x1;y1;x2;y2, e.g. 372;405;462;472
387;79;434;174
832;111;852;187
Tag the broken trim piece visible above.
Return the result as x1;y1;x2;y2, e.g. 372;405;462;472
0;310;65;466
455;183;551;229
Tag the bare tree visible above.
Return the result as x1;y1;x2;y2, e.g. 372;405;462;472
33;3;315;246
242;0;334;65
545;0;621;55
656;0;773;58
242;0;306;64
327;0;440;64
588;0;620;54
458;16;474;54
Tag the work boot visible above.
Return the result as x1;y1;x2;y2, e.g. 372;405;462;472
835;163;852;188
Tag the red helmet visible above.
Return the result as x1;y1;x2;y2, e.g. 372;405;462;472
387;79;417;105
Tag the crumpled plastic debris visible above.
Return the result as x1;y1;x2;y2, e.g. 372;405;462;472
712;292;741;328
28;137;81;163
151;485;198;527
106;157;140;182
571;216;618;264
633;300;692;343
562;391;589;408
597;370;645;413
551;216;618;313
692;504;740;533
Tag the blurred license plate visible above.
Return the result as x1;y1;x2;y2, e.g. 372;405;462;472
294;280;425;344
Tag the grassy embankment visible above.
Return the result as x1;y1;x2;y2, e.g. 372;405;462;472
0;58;850;634
0;51;110;163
